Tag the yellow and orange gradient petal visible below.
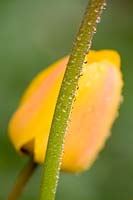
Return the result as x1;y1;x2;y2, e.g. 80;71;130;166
8;50;123;172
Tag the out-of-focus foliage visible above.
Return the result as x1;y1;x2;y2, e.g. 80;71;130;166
0;0;133;199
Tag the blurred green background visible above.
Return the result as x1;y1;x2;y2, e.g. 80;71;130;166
0;0;133;199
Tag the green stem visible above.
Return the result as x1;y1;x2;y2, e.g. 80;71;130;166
40;0;106;200
7;158;37;200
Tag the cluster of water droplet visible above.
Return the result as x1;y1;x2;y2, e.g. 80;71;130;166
41;1;107;199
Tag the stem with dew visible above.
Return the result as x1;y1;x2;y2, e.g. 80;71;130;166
40;0;106;200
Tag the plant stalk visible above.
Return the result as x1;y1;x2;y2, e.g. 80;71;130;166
7;158;37;200
40;0;106;200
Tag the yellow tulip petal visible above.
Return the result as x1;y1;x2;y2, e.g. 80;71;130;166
62;61;122;172
9;57;68;157
8;50;123;172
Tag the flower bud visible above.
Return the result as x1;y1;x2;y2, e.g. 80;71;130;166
8;50;123;172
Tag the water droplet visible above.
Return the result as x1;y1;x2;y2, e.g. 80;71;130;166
71;59;76;64
77;36;81;41
103;2;107;9
93;27;96;33
80;72;83;77
52;188;56;194
75;75;78;80
67;82;71;86
94;8;98;13
96;16;101;23
62;109;66;113
88;22;91;26
87;40;92;52
69;96;72;100
101;2;107;10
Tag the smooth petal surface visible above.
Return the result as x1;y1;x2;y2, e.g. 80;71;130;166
8;50;123;172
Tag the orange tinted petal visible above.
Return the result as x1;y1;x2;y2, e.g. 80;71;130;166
8;50;123;172
62;61;122;172
8;57;68;157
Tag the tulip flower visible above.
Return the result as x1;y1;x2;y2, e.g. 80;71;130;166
8;50;123;172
